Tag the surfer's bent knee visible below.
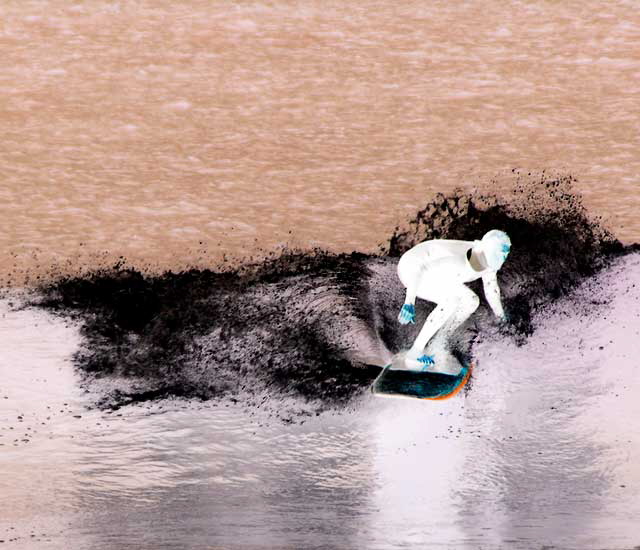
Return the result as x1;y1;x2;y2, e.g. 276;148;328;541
465;291;480;312
433;287;478;310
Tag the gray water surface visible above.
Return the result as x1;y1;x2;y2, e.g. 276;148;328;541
1;254;640;549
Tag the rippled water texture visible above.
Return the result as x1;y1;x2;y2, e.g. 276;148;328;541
1;0;639;283
2;1;640;548
2;253;640;549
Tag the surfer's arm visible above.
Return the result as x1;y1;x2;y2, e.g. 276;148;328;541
398;268;423;325
482;271;506;320
402;255;437;305
403;270;421;306
398;258;431;324
402;254;461;305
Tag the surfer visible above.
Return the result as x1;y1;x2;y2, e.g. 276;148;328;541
397;230;511;374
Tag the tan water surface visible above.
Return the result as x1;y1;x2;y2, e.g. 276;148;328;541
1;0;639;283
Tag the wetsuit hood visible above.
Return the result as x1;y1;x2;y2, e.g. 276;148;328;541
473;230;511;270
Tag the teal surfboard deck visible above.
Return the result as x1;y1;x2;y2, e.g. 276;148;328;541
372;363;472;400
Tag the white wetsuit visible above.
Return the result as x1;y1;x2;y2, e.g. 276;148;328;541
398;239;506;363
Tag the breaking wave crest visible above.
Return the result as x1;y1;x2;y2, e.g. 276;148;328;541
31;174;635;416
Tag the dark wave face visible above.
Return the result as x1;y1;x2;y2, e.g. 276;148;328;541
32;175;634;416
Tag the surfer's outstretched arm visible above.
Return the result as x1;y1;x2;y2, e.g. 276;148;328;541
397;263;429;324
482;271;506;320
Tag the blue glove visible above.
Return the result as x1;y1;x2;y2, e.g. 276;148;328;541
398;303;416;325
417;354;435;370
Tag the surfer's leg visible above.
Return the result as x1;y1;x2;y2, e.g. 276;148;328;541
405;286;478;372
429;286;479;350
420;287;478;374
405;295;457;362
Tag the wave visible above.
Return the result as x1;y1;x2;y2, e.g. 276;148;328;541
31;174;637;416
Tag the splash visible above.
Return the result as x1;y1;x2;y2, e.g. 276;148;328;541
384;172;625;335
32;173;632;414
35;252;383;418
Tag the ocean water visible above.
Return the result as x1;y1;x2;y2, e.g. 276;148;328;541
2;1;640;549
1;249;639;549
1;0;639;284
3;183;640;549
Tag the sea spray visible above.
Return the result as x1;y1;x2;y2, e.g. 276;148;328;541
32;174;631;414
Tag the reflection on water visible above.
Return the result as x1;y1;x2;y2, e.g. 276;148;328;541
1;254;639;548
70;409;377;550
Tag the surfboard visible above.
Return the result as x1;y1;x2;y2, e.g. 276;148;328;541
371;359;472;400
